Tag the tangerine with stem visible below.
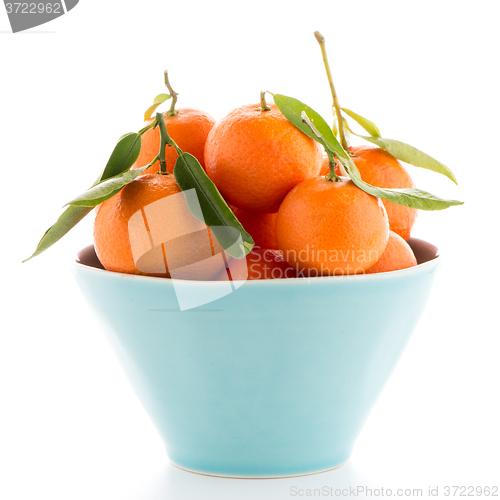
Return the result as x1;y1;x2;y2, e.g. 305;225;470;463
315;32;417;240
276;176;390;275
204;92;322;213
94;114;225;280
132;71;215;175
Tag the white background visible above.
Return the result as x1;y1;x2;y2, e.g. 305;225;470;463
1;1;499;498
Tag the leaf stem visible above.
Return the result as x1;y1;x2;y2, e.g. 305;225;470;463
301;110;340;182
138;118;158;137
259;91;271;111
325;151;341;182
164;70;178;117
156;113;169;174
314;31;348;151
155;112;183;155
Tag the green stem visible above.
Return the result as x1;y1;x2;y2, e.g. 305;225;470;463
156;113;169;174
259;91;271;111
301;111;340;182
325;151;341;182
314;31;348;151
145;154;160;171
164;70;178;117
138;117;158;136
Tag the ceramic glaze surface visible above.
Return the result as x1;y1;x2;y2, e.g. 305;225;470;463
73;239;439;478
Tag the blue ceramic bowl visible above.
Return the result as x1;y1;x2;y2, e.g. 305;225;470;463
73;238;439;478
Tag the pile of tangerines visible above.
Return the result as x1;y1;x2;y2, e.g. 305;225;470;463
27;32;460;280
94;92;419;281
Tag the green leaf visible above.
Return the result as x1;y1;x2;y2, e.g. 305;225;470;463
341;108;381;137
271;93;349;159
341;107;457;184
352;133;458;184
66;165;150;207
173;152;254;258
23;206;93;262
300;111;342;180
144;93;171;121
342;157;463;210
96;133;142;185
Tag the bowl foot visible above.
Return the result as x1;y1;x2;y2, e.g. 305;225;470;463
168;457;349;479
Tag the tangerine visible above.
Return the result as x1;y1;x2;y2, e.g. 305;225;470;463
231;206;278;250
204;103;322;213
246;248;296;280
132;108;215;175
219;248;296;281
276;176;389;275
93;173;225;280
365;231;417;274
350;145;417;240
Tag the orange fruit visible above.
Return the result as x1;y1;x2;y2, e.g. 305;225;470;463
365;231;417;274
276;176;389;275
219;248;296;281
231;206;278;250
246;248;297;280
350;145;417;240
132;108;216;175
93;173;225;280
204;103;322;213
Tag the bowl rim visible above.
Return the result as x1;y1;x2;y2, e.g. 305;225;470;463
72;238;441;286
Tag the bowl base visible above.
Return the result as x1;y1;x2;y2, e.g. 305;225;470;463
168;458;349;479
